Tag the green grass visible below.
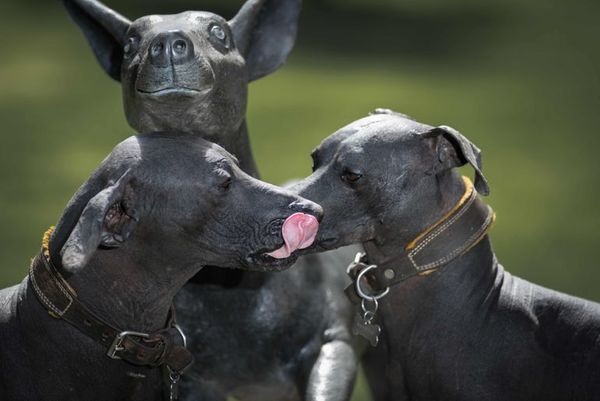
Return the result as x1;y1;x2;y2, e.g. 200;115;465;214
0;1;599;400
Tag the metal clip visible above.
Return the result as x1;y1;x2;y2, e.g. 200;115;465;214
107;330;150;360
346;252;368;276
355;263;390;301
348;252;389;347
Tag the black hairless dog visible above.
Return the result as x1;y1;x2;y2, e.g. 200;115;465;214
63;1;360;399
0;133;323;401
292;109;600;401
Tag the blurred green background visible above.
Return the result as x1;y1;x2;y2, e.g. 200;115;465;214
0;0;598;399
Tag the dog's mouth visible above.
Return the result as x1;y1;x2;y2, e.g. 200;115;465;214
246;213;320;271
295;236;338;255
137;86;211;97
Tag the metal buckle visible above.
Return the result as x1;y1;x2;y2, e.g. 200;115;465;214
107;331;150;360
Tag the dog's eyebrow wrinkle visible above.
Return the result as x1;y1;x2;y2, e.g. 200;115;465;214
356;118;386;129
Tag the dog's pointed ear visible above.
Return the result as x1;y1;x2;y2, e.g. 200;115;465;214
63;0;131;81
229;0;302;81
423;125;490;195
61;170;137;271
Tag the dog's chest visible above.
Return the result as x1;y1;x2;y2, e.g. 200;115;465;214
175;268;328;390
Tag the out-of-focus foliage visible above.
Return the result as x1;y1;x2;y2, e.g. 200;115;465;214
0;1;598;400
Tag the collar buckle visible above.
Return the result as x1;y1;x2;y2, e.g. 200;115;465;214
107;330;150;360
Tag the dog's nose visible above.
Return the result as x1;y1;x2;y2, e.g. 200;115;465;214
288;199;324;222
148;31;194;67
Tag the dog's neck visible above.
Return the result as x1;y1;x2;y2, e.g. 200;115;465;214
16;244;176;397
362;171;500;349
365;170;469;264
15;278;166;398
371;236;497;326
48;237;199;333
67;253;178;332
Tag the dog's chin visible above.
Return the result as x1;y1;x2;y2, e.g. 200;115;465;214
309;237;341;252
245;252;299;272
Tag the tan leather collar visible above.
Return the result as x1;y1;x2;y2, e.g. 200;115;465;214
29;246;194;375
346;177;495;304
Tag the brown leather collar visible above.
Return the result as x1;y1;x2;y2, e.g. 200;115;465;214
28;251;194;375
346;177;495;304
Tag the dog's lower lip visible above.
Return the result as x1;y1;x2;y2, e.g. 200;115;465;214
247;252;298;271
318;238;337;248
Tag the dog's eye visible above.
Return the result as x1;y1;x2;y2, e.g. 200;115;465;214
123;37;139;58
219;175;232;191
208;24;230;53
210;25;226;41
341;171;363;184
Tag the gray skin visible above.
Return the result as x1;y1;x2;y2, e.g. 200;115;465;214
292;109;600;401
63;1;359;400
0;134;324;401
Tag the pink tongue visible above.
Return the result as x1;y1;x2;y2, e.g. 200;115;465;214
266;213;319;259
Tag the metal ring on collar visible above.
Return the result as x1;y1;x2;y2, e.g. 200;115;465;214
174;323;187;347
355;264;390;301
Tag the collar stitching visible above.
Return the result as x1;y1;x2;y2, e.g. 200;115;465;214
408;189;477;270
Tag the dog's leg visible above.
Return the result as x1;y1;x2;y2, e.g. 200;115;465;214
305;340;357;401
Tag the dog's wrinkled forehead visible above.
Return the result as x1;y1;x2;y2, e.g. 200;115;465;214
129;11;229;39
203;142;240;168
109;135;235;179
316;114;433;161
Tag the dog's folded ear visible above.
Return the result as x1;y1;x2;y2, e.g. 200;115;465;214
61;169;137;271
423;125;490;196
229;0;302;81
63;0;131;81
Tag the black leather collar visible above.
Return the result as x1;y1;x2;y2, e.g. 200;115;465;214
28;251;194;375
345;177;495;304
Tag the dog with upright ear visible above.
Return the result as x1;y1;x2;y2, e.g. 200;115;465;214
423;125;490;196
229;0;301;81
63;0;301;82
63;0;131;81
60;169;137;271
63;0;303;167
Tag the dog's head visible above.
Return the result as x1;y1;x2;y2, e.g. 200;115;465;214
291;109;489;251
64;0;301;137
50;134;322;279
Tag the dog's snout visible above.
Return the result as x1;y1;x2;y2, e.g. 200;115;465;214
148;31;194;67
289;199;324;222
